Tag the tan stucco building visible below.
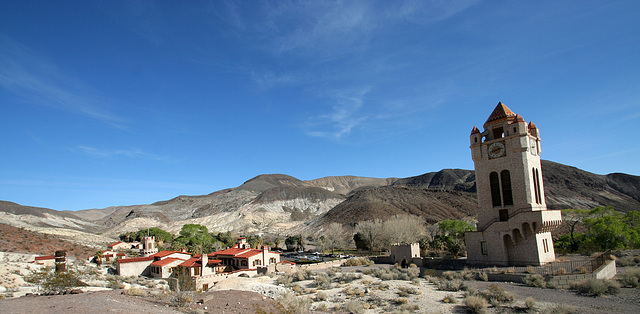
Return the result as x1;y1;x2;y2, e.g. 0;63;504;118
465;103;562;266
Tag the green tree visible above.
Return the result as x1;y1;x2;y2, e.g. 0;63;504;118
170;224;218;254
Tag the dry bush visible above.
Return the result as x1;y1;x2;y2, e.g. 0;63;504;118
526;266;536;274
395;297;409;305
338;272;362;283
397;286;419;297
443;271;461;280
477;272;488;281
464;295;487;314
479;284;514;304
544;303;576;314
315;291;328;301
343;257;374;266
501;267;516;274
525;274;547;288
437;279;466;291
554;268;567;275
442;293;458;304
125;287;147;296
313;273;332;289
524;296;536;310
166;291;195;307
343;300;365;314
619;268;640;288
570;278;620;296
274;292;311;313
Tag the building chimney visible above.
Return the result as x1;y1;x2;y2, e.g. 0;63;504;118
201;253;208;276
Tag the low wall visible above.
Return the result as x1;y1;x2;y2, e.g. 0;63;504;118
297;259;346;271
547;259;616;289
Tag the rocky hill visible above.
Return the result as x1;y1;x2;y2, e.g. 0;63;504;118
1;161;638;238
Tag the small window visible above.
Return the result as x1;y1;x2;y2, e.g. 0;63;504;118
492;127;504;139
513;127;516;133
481;241;488;255
499;209;509;222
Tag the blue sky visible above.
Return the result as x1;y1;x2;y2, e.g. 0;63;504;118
1;1;639;211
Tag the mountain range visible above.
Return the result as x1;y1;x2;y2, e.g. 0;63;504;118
1;160;638;244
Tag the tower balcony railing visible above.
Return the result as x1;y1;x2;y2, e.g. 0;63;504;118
477;207;562;232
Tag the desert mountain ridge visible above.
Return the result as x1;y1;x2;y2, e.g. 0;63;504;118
1;160;638;243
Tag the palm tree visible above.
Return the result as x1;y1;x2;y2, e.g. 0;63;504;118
94;250;104;266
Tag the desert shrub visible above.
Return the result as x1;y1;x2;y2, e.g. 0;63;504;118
338;272;362;283
397;286;419;297
544;303;576;314
293;270;313;281
524;296;536;310
275;273;294;286
437;279;465;291
343;300;365;314
316;291;328;301
525;274;547;288
554;268;567;275
326;267;340;277
407;265;420;279
395;297;409;305
313;273;332;289
619;268;640;288
422;269;436;277
501;267;516;274
477;272;488;281
570;278;620;296
275;292;311;313
442;271;461;280
24;267;87;293
464;295;487;314
343;257;373;267
442;293;458;304
106;274;125;289
125;287;147;296
479;284;514;304
167;291;195;307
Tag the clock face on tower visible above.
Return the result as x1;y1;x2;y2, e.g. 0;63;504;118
530;139;537;155
488;142;506;158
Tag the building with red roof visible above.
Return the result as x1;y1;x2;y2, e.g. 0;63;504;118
170;238;282;291
116;250;192;277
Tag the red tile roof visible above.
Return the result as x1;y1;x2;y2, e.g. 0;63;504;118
236;250;262;258
108;241;123;248
117;256;154;264
485;102;517;125
179;257;200;268
35;255;55;261
151;257;184;267
153;250;191;258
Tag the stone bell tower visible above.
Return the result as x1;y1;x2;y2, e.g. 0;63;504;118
465;103;562;266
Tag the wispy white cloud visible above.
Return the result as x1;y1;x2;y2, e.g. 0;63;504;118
305;87;370;139
0;35;127;128
76;146;169;161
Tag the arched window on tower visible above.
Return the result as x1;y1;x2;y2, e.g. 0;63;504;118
501;170;513;206
490;172;502;207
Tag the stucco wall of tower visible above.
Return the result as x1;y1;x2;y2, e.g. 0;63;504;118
389;243;420;264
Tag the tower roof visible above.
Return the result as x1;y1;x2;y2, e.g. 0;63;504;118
484;102;517;125
471;126;480;135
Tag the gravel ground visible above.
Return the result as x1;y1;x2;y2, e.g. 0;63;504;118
465;280;640;313
0;290;181;314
